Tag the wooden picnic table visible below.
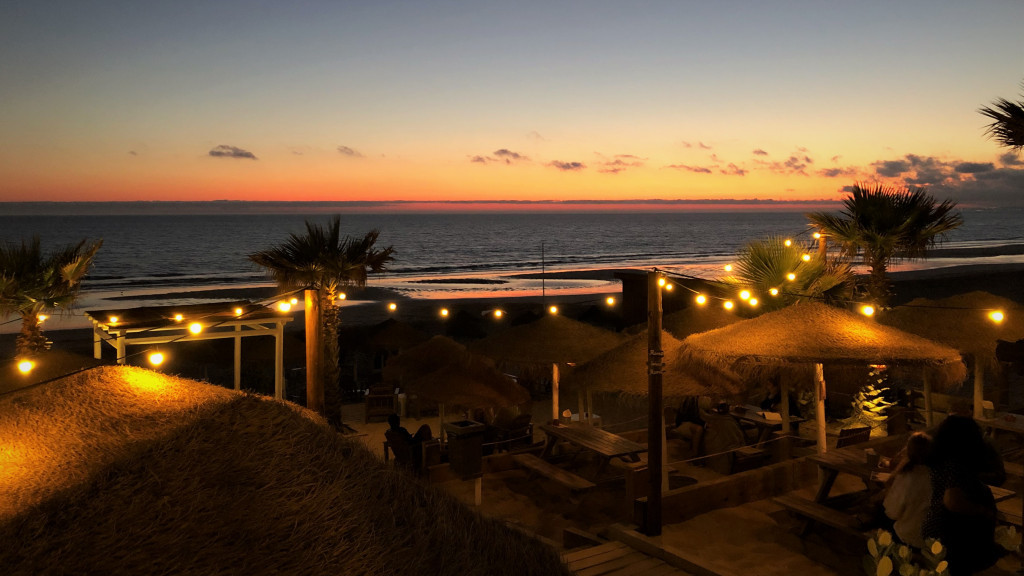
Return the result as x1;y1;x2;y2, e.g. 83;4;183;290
807;446;885;503
731;404;807;447
978;412;1024;435
538;423;647;473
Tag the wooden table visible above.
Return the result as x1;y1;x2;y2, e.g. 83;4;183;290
732;405;807;447
807;446;885;503
978;412;1024;435
538;423;647;473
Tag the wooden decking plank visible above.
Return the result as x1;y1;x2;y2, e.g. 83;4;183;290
568;546;636;571
600;556;667;576
573;551;648;576
639;563;685;576
561;541;627;563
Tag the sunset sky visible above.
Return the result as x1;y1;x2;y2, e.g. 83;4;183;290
2;1;1023;208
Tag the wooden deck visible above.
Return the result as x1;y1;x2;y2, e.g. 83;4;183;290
562;541;692;576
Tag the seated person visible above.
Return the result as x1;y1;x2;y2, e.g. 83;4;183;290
667;396;707;461
883;432;932;548
702;401;747;475
386;413;433;469
759;376;801;418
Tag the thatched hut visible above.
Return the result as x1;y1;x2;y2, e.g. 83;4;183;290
676;302;966;452
0;366;568;576
662;305;742;340
880;291;1024;417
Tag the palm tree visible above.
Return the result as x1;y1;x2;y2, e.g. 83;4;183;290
979;83;1024;152
249;217;394;428
807;184;962;307
725;235;854;312
0;237;103;356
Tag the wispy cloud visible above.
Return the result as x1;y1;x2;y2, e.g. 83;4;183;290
666;164;713;174
337;145;363;158
209;145;257;160
817;166;859;178
999;152;1023;166
680;141;713;150
954;162;994;174
596;153;645;174
527;131;548;142
470;148;530;165
753;149;768;156
549;160;585;171
721;163;747;176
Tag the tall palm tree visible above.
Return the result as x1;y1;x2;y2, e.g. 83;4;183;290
249;217;394;428
979;83;1024;152
0;237;103;356
725;235;854;312
807;184;962;307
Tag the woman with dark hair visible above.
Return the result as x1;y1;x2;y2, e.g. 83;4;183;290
883;432;932;548
921;415;1001;575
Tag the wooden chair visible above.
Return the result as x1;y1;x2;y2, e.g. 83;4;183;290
836;426;871;448
365;384;395;423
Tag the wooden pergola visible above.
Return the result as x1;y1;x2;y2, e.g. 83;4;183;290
85;301;293;398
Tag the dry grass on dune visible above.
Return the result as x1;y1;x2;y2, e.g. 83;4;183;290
0;368;568;576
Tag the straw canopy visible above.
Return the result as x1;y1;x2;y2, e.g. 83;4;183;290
564;331;744;401
663;305;742;340
677;301;967;390
367;317;430;351
469;314;627;365
879;291;1024;362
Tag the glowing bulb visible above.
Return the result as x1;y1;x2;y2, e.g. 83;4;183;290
786;273;796;281
109;316;119;324
723;264;733;272
549;305;558;315
769;288;779;296
739;290;751;301
188;322;203;334
749;298;759;307
289;297;298;305
277;301;291;312
388;303;397;311
493;309;503;319
440;308;449;317
17;359;34;374
664;283;674;291
813;232;821;239
801;254;811;262
695;294;707;305
148;352;165;366
784;239;792;247
337;293;346;301
605;296;616;306
860;305;875;317
37;314;48;323
723;301;734;310
174;314;184;322
658;277;666;287
234;307;243;316
989;310;1005;323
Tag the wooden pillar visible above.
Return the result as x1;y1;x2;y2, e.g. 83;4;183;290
973;355;985;419
551;363;560;423
274;322;285;400
578;388;585;425
814;363;826;454
115;331;126;365
586;388;594;426
923;375;934;428
233;324;242;391
780;377;791;435
305;289;323;413
644;269;664;536
93;325;102;359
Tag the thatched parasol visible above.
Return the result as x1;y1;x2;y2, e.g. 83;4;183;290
663;305;742;340
469;315;627;422
879;291;1024;418
676;301;967;452
367;318;430;351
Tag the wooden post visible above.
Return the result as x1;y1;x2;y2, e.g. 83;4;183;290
115;332;126;365
923;375;934;428
973;355;985;419
578;388;585;425
780;376;793;459
233;324;242;391
274;322;285;400
644;269;664;536
552;363;560;423
305;289;323;414
814;363;826;454
93;324;102;359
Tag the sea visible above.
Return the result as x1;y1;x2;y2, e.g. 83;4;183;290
2;203;1023;332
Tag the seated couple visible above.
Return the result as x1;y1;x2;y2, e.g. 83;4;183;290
386;413;434;471
668;396;746;475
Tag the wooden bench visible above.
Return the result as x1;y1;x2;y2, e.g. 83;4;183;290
774;493;868;538
835;426;871;448
990;484;1016;503
512;453;596;492
732;445;768;473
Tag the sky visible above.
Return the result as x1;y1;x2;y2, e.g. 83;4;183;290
2;0;1024;208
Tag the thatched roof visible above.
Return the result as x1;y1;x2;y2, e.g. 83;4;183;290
469;315;627;365
879;291;1024;362
663;305;742;339
367;317;430;351
0;367;567;576
677;301;967;390
563;330;744;401
383;336;530;409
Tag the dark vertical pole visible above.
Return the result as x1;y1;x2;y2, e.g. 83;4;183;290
541;241;546;303
305;288;324;415
645;269;664;536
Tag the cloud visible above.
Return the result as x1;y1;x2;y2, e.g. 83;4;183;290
128;150;137;156
666;164;713;174
818;166;859;178
753;149;768;156
721;163;747;176
699;141;712;150
470;148;530;165
680;141;713;150
337;145;363;158
470;155;489;164
209;145;257;160
831;155;842;163
549;160;585;171
954;162;994;174
1000;152;1023;166
597;154;645;174
756;153;814;175
873;159;911;177
527;131;547;142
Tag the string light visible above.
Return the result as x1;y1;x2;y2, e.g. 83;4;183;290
17;359;35;374
664;283;674;292
769;288;779;296
277;301;291;312
109;316;119;324
174;314;184;322
739;290;751;301
188;323;203;334
440;308;449;317
786;273;796;281
234;307;244;316
548;305;558;315
37;314;47;323
784;239;792;247
337;293;346;301
658;277;667;287
813;232;822;239
723;264;733;272
860;305;875;317
148;351;165;366
801;254;811;262
749;298;759;307
289;297;298;305
695;294;707;305
723;301;734;310
605;296;616;306
493;309;504;319
388;303;397;311
989;310;1005;323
